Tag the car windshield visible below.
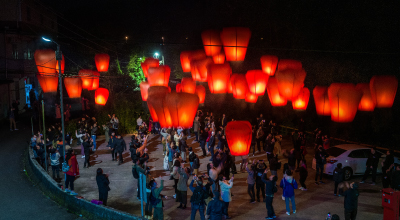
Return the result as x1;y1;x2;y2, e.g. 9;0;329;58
326;147;347;157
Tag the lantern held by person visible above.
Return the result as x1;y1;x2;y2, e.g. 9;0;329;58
141;58;159;77
207;63;232;93
147;65;170;87
328;83;363;123
225;121;252;156
246;70;269;96
260;55;278;76
356;83;375;111
95;88;109;105
220;27;251;61
267;77;287;106
275;69;306;101
201;29;222;56
370;75;398;108
292;87;310;110
166;92;199;128
140;81;150;101
94;53;110;72
64;77;82;98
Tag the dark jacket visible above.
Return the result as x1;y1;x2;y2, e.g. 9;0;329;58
217;135;227;151
343;188;359;211
91;126;98;136
269;157;279;171
366;152;380;168
83;141;93;155
132;163;146;179
262;173;276;196
209;136;216;148
113;138;126;152
299;164;308;179
383;155;394;170
108;136;117;148
391;170;400;190
315;149;328;165
206;198;226;220
288;153;296;167
255;162;267;184
96;174;110;192
333;167;344;183
199;131;208;142
193;157;200;169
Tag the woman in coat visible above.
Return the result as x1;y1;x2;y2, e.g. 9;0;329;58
176;166;190;209
280;170;298;215
219;176;234;219
64;149;79;195
96;168;110;205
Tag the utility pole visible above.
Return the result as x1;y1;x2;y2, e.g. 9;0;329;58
42;100;47;171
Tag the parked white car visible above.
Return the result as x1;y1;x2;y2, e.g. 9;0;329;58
312;144;399;180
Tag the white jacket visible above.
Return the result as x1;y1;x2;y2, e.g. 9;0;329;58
219;180;233;202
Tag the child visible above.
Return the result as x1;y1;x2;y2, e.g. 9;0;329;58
298;159;308;191
333;163;344;196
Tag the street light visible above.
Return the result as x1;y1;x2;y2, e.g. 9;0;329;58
154;52;159;58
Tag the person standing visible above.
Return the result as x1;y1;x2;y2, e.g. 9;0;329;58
9;107;18;131
315;146;327;185
113;134;127;165
150;177;166;220
333;163;344;196
177;166;190;209
108;131;117;161
250;127;256;156
199;129;208;157
64;149;79;195
255;127;264;154
192;154;200;175
102;124;110;144
262;171;278;220
206;193;226;220
83;136;93;168
137;116;143;130
280;170;298;215
50;148;61;181
132;160;146;200
342;182;359;220
219;176;234;219
91;123;98;151
208;131;216;161
360;147;380;185
298;159;308;191
189;176;208;220
245;162;256;203
382;150;394;188
255;160;267;202
96;168;110;206
193;117;200;142
220;114;227;135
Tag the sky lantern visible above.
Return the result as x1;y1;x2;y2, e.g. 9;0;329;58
195;85;206;104
94;53;110;72
220;27;251;61
370;75;398;108
64;77;82;98
56;54;65;74
180;50;206;73
90;71;100;90
141;57;159;77
147;65;170;87
328;83;363;123
191;57;213;82
267;77;287;106
207;63;232;93
313;86;331;116
37;74;58;93
277;59;302;71
232;74;248;99
139;81;150;101
275;68;306;101
181;77;196;94
201;29;222;56
95;88;109;105
213;52;225;64
228;77;234;93
78;69;94;90
356;83;375;111
246;70;269;96
292;87;310;110
225;121;252;156
147;86;171;127
166;92;199;128
34;49;57;76
245;92;258;103
176;83;182;92
260;55;278;76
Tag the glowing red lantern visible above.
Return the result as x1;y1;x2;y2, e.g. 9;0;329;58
213;52;225;64
79;69;94;90
95;88;109;105
228;77;234;93
181;77;196;94
95;53;110;72
201;30;222;56
176;83;182;92
56;54;65;74
34;49;56;75
260;55;278;76
180;50;206;72
292;87;310;110
232;74;248;99
267;77;287;106
277;59;302;71
91;71;100;90
64;77;82;98
370;75;398;108
328;83;363;123
140;81;150;101
356;83;375;111
313;86;331;116
225;121;252;156
37;74;58;93
191;58;213;82
246;70;269;96
245;92;258;103
207;63;232;93
141;58;159;77
195;85;206;104
220;27;251;61
166;92;199;128
147;65;170;87
275;69;306;101
147;86;171;127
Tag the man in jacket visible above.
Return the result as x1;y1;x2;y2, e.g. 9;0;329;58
360;147;380;185
150;177;165;220
113;134;126;165
206;193;226;220
108;131;117;161
216;133;227;152
91;123;98;151
96;168;110;206
190;176;208;220
132;160;146;200
315;146;328;184
342;182;359;220
193;117;201;142
208;132;216;161
255;160;267;202
262;171;278;220
199;129;208;157
83;136;93;168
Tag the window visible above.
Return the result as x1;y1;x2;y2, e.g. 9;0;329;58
24;49;33;60
12;44;18;59
27;7;31;21
326;147;346;157
348;150;367;158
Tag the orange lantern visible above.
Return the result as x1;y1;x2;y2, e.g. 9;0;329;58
313;86;331;116
37;74;58;93
370;75;398;108
176;83;182;92
260;55;278;76
180;50;206;73
91;71;100;90
201;29;222;56
147;86;171;127
207;63;232;93
356;83;375;111
328;83;363;123
141;57;159;77
245;92;258;103
213;52;225;64
34;49;57;76
275;68;306;101
232;74;248;99
95;88;109;105
220;27;251;61
195;85;206;104
246;70;269;96
147;65;170;87
94;53;110;72
292;87;310;110
228;77;234;93
267;77;287;106
64;77;82;98
181;77;196;94
191;58;213;82
79;69;94;90
225;121;252;156
140;81;150;101
56;54;65;74
277;59;302;71
166;92;199;128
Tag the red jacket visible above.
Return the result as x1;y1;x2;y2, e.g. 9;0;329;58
66;154;79;176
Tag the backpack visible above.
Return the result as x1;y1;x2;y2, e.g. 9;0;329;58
190;187;207;205
149;190;161;206
62;161;70;172
132;166;139;179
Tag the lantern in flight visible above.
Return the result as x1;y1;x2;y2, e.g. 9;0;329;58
141;58;159;77
245;92;258;103
56;54;65;74
246;70;269;96
91;71;100;90
292;87;310;110
166;92;199;128
147;86;171;127
176;83;182;92
370;75;398;108
275;69;306;101
356;83;375;111
191;57;213;82
232;74;248;99
267;77;287;106
207;63;232;93
64;77;82;98
328;83;363;123
78;69;94;90
37;74;58;93
34;49;57;76
228;77;234;93
213;52;225;64
181;50;207;73
181;77;196;94
201;29;222;56
147;65;170;87
277;59;302;71
140;81;150;101
95;88;109;105
260;55;278;76
220;27;251;61
195;85;206;104
313;86;331;116
225;121;252;156
95;53;110;72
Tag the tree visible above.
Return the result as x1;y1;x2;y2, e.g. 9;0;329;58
116;54;146;89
